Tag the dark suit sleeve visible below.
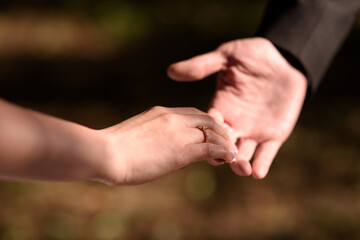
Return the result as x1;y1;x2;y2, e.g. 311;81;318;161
257;0;360;91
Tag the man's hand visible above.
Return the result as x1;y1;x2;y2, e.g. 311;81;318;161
167;37;307;179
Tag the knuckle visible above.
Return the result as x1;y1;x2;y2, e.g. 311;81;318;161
150;106;166;113
188;107;201;113
218;41;232;52
161;113;180;125
204;114;216;125
254;37;270;45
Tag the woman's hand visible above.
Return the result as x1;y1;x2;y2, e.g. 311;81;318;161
0;100;234;185
96;106;236;185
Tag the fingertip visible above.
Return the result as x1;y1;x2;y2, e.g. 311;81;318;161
167;61;204;81
230;160;252;176
222;123;234;133
251;166;268;179
167;63;182;81
236;139;257;162
168;51;226;82
251;141;281;179
208;159;225;167
238;161;252;176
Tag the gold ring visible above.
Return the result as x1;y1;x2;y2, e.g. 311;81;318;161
197;126;209;143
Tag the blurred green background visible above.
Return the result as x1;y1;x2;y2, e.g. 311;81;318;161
0;1;359;239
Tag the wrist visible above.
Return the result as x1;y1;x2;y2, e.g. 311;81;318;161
57;125;112;183
87;128;126;186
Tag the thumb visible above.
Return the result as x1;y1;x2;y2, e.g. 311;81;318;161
167;51;227;82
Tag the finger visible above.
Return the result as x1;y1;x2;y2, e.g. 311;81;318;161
167;51;227;81
251;141;282;179
195;128;235;162
223;122;237;144
207;159;225;167
208;108;238;142
237;139;257;161
195;128;227;146
230;160;252;176
186;114;231;145
208;108;224;122
184;143;235;164
229;139;257;176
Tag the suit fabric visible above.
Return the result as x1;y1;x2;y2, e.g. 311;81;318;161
258;0;360;91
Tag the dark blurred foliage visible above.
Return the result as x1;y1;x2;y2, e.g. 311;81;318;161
0;1;359;240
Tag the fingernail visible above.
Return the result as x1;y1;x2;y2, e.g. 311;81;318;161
254;167;268;179
229;152;237;163
232;143;238;154
215;159;225;164
236;161;252;176
223;123;233;133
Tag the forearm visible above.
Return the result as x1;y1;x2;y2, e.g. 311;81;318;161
0;99;106;182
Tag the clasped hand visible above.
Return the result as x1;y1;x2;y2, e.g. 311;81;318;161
168;37;307;179
0;38;307;185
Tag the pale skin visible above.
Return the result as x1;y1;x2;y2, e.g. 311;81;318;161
168;37;308;179
0;100;236;185
0;37;307;184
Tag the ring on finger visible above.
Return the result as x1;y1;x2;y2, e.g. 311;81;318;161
197;125;210;143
